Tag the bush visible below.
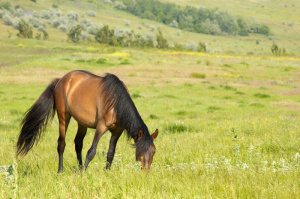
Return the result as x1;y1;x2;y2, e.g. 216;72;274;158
95;25;115;45
169;20;178;28
29;17;45;28
67;25;81;43
35;32;41;40
81;32;90;40
125;20;130;26
67;11;79;21
271;43;286;56
156;30;168;49
258;25;270;36
0;2;11;10
114;1;127;10
87;10;96;17
190;72;206;79
14;8;24;17
42;30;49;40
186;43;197;51
17;19;33;38
2;13;13;25
32;11;40;18
201;19;221;35
197;41;207;52
87;23;103;35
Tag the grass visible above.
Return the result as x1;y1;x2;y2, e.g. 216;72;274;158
0;0;299;198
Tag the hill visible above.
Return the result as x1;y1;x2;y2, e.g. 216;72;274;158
0;0;299;56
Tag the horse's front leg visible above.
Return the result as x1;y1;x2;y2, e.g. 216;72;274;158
83;124;107;170
106;128;123;169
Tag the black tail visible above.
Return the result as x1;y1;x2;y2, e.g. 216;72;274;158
16;78;60;157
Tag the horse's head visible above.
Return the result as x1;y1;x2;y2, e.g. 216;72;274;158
136;129;158;170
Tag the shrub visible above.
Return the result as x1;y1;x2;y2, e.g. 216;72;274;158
201;19;221;35
17;19;33;38
67;11;79;21
35;32;41;40
87;10;96;17
190;72;206;79
238;28;249;36
253;93;270;98
32;11;40;18
258;25;270;36
58;24;67;32
197;41;206;52
0;2;11;10
14;8;24;17
42;30;49;40
271;43;286;56
29;17;45;28
95;25;115;45
114;1;127;10
169;20;178;28
67;25;81;43
186;43;197;51
87;23;103;35
156;30;168;49
2;13;13;25
41;10;51;19
125;20;130;26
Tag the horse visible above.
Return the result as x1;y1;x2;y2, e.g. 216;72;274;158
16;70;158;173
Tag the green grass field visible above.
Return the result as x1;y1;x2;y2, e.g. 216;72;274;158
0;0;300;198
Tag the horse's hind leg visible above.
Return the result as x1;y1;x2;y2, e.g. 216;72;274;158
57;112;71;173
74;124;87;167
106;128;123;169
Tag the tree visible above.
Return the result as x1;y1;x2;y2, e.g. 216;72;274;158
17;19;33;39
67;25;81;43
197;42;207;52
95;25;115;45
156;30;168;49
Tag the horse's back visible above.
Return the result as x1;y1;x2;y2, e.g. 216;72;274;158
54;71;104;128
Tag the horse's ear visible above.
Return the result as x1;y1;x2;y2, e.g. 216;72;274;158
151;129;158;140
138;130;143;141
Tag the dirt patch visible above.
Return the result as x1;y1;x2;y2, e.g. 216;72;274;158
281;89;300;96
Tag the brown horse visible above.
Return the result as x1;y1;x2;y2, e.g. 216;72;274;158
16;70;158;173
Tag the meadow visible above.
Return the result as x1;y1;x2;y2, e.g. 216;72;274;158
0;0;300;198
0;35;299;198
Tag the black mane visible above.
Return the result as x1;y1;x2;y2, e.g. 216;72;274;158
101;73;153;160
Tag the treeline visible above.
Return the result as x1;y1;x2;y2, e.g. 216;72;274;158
118;0;270;36
68;24;208;52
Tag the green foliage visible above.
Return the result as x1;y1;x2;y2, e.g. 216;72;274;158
67;25;81;43
94;25;155;48
0;1;11;10
35;32;41;40
156;30;168;49
253;93;270;98
190;72;206;79
95;25;115;45
259;25;270;36
271;43;286;56
121;0;269;36
17;19;33;39
42;30;49;40
197;41;207;52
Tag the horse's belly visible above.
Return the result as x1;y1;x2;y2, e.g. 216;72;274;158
67;86;99;129
69;105;97;128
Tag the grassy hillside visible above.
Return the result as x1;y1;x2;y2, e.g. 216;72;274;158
1;0;300;56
